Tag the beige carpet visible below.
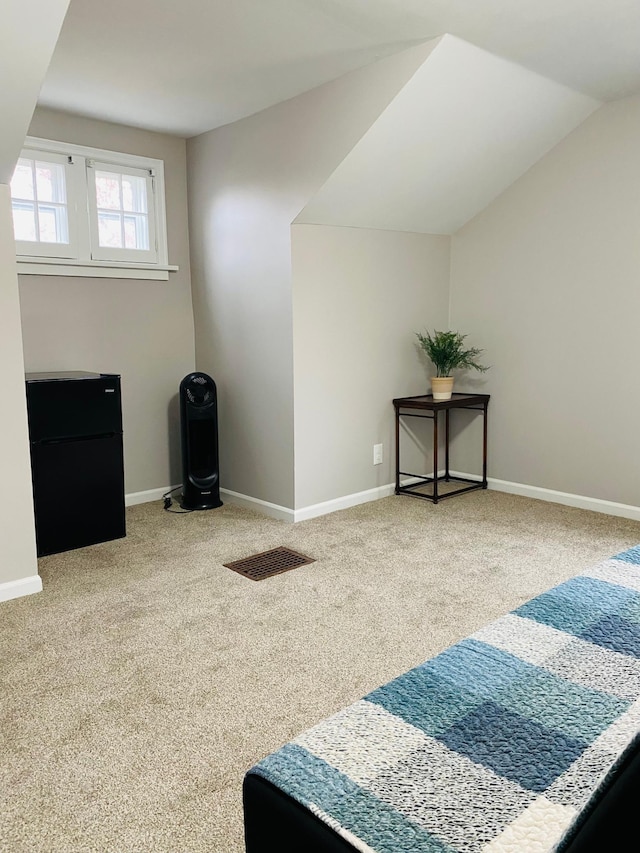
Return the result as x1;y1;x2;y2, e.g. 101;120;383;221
2;490;640;852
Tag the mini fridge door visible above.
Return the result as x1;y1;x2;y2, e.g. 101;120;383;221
25;372;122;442
30;434;125;556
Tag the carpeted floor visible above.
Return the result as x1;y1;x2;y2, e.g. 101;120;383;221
2;490;640;852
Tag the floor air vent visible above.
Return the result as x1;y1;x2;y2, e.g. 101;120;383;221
224;546;315;581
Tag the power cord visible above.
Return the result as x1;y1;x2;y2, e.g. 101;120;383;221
162;486;193;514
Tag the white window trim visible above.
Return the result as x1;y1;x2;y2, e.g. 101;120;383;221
14;137;178;281
87;159;158;264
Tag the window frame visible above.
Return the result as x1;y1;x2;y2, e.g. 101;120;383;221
87;160;158;264
12;137;177;281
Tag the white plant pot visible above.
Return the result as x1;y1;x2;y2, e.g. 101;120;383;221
431;376;454;400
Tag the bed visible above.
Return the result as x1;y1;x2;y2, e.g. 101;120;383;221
243;545;640;852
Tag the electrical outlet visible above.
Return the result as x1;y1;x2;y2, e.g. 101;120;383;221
373;443;383;465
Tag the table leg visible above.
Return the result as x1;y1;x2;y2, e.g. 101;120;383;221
433;409;439;503
445;408;450;481
395;408;400;495
482;402;488;488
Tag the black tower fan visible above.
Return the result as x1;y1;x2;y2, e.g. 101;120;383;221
179;372;223;510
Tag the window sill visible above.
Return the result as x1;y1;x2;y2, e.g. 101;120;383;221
17;258;179;281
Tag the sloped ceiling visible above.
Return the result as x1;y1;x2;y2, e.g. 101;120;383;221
297;35;600;235
0;0;70;184
36;0;640;137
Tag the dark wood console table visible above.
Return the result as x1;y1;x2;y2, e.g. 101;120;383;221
392;392;490;504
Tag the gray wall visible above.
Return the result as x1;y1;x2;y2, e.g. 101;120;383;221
292;224;450;508
0;185;39;585
18;108;195;496
450;95;640;506
186;42;436;511
0;1;69;594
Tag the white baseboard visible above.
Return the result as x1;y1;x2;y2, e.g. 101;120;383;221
125;485;180;507
223;478;425;524
294;482;400;522
128;474;640;526
449;470;640;522
126;484;297;521
0;574;42;603
220;488;295;523
296;472;640;524
222;480;425;524
490;477;640;522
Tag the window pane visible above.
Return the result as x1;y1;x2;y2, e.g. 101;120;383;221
123;214;149;250
38;204;69;244
121;175;148;213
11;160;34;200
95;172;121;210
12;202;37;241
98;211;123;247
36;161;66;203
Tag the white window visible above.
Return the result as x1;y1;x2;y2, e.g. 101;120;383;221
10;137;176;280
11;152;76;259
88;161;157;264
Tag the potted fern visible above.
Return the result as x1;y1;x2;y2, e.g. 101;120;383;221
415;329;488;400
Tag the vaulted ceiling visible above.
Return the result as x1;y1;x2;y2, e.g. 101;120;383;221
38;0;640;138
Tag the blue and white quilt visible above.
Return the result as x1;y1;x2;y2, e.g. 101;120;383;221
247;545;640;852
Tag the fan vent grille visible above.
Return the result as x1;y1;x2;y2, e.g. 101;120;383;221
184;375;214;407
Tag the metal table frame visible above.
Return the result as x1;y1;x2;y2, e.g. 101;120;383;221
392;392;490;504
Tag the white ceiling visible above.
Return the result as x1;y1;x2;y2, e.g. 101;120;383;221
1;0;69;183
39;0;640;138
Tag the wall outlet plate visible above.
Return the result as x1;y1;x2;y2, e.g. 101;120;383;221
373;443;383;465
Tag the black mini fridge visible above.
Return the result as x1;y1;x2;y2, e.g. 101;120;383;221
25;371;126;557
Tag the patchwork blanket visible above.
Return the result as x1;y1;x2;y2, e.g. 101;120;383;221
247;545;640;852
